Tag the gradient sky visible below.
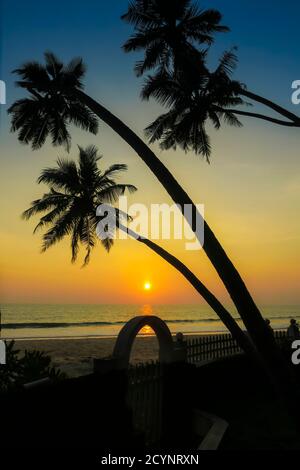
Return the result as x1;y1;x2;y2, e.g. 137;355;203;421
0;0;300;306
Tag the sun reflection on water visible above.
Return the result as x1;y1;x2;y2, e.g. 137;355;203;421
140;304;153;315
139;324;154;335
138;304;154;335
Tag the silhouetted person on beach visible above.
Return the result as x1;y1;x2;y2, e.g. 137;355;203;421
287;319;300;340
176;332;185;344
265;319;274;336
175;332;187;362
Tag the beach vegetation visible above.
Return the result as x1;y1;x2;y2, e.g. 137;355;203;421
0;340;65;393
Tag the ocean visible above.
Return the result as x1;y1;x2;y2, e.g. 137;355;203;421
1;304;300;340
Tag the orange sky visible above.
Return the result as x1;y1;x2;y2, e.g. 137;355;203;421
1;117;300;306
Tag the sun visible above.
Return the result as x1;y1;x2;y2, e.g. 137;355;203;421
144;282;152;291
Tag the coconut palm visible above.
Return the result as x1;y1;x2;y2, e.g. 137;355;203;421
121;0;229;76
22;145;137;263
142;48;298;161
22;144;255;357
142;49;245;159
9;52;291;388
9;53;98;151
123;0;300;127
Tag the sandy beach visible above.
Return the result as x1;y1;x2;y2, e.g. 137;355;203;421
14;335;163;377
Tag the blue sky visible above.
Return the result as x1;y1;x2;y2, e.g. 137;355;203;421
1;0;300;113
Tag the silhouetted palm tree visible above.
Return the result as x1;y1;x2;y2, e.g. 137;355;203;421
22;144;254;356
143;50;245;159
9;53;98;151
22;145;136;263
142;49;298;159
122;0;228;76
9;52;290;388
122;0;300;128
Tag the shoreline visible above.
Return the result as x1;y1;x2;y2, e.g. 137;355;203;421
2;325;287;342
10;333;209;378
11;335;176;377
2;330;226;341
5;327;287;378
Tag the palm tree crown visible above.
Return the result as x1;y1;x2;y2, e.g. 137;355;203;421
8;52;98;151
122;0;229;76
143;49;246;159
22;145;137;265
122;1;248;158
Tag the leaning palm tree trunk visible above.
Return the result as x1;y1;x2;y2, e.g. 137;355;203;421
117;223;257;360
215;107;299;127
240;89;300;125
76;89;292;387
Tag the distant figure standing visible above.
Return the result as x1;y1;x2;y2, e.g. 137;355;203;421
287;319;300;340
174;332;187;362
265;318;274;335
176;332;184;344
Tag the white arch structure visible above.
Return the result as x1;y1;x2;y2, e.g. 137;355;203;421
113;316;175;369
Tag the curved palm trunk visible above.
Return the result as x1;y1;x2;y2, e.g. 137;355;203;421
217;108;298;127
76;89;293;387
240;89;300;125
118;223;257;359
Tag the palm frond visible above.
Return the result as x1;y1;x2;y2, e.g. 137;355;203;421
121;0;161;28
145;109;178;143
64;57;86;80
41;205;78;252
9;52;94;150
44;51;63;78
134;40;165;76
13;61;50;91
23;146;136;265
49;116;71;151
80;216;96;265
183;7;229;36
215;48;238;77
221;111;243;128
97;184;137;204
33;203;72;233
71;219;82;263
122;0;228;76
66;102;99;135
22;190;72;221
98;163;128;182
37;159;80;192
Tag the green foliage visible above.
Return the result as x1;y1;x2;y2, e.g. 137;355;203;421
0;340;66;393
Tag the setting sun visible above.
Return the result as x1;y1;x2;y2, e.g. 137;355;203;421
144;282;152;291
